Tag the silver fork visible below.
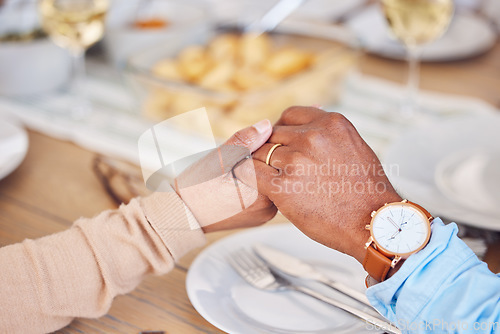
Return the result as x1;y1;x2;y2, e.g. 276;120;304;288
228;249;401;334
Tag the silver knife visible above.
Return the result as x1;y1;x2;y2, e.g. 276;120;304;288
245;0;305;33
277;278;401;334
254;243;372;307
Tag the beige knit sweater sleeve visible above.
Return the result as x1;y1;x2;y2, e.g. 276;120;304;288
0;192;206;333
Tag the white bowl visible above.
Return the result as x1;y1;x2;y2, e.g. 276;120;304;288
0;38;71;96
0;119;28;181
103;0;209;67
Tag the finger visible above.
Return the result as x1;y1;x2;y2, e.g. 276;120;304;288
253;160;283;200
252;143;291;170
224;119;272;153
233;158;282;199
268;125;300;145
177;119;272;186
275;106;325;126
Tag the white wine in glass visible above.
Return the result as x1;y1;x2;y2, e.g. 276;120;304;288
39;0;108;118
381;0;454;117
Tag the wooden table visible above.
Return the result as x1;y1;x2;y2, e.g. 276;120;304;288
1;41;500;333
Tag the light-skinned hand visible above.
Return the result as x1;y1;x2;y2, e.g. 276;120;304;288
174;119;278;233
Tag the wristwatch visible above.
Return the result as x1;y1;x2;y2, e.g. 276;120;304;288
363;199;433;284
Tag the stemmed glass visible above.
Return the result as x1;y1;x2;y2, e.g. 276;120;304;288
381;0;454;117
39;0;108;118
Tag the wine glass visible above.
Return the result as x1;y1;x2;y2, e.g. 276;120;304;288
381;0;454;117
39;0;108;118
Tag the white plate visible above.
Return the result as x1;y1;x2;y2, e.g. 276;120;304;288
383;115;500;231
206;0;366;24
346;5;496;62
0;120;28;181
186;224;382;334
435;149;500;216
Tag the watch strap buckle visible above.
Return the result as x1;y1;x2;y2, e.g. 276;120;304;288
391;255;402;268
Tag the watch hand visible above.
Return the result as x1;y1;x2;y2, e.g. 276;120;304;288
387;217;400;229
389;229;400;240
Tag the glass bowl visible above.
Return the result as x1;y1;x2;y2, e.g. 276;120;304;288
126;25;358;138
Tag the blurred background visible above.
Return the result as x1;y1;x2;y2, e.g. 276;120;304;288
0;1;500;331
0;0;500;333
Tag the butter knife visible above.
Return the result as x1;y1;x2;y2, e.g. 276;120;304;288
254;243;371;307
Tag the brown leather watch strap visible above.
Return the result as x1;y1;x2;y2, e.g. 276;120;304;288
363;246;393;282
407;200;433;220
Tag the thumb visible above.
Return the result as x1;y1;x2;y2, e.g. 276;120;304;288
224;119;272;153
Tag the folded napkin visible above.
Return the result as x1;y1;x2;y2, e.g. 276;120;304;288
0;71;220;176
331;73;497;155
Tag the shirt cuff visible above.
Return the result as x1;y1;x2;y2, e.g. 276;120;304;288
140;190;206;261
365;218;477;323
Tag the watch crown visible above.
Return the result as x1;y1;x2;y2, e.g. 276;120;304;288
365;224;371;230
370;210;376;217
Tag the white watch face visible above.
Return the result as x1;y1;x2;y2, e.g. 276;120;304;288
371;204;430;255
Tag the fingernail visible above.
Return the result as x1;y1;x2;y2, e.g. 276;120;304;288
252;119;271;134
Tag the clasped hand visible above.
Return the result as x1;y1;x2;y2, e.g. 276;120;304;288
175;107;401;263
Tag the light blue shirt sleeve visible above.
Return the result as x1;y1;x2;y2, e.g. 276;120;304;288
366;218;500;333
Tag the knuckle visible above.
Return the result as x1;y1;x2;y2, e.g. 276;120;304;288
281;106;301;120
289;151;304;164
326;113;351;130
231;129;256;147
327;112;347;123
305;129;323;146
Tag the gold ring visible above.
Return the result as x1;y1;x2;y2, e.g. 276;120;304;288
266;143;282;166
